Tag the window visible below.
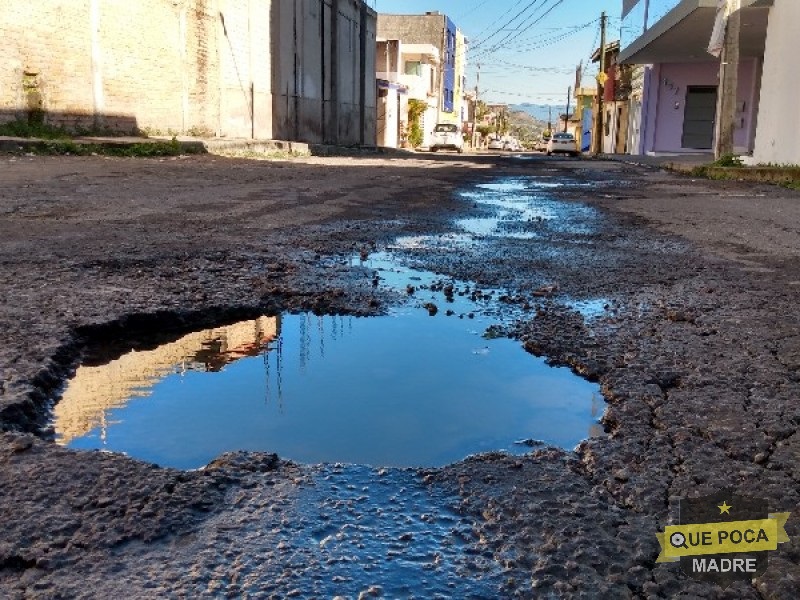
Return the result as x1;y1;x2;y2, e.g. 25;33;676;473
404;61;422;77
434;124;458;133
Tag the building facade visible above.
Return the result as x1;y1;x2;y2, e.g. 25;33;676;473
619;0;769;156
375;38;440;148
750;0;798;165
377;12;466;147
0;0;376;145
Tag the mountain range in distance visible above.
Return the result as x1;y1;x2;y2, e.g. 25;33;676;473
511;103;575;124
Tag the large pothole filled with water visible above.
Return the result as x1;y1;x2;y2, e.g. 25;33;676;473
53;176;608;470
53;266;603;469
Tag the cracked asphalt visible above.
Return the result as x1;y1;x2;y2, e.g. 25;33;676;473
1;151;799;598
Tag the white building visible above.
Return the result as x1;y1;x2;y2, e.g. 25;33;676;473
750;0;799;164
376;39;440;148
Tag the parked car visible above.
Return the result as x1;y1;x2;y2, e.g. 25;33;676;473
535;135;551;152
503;139;521;152
430;123;464;153
546;132;579;156
487;138;504;151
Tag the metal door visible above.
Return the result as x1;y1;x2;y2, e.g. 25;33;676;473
682;86;717;149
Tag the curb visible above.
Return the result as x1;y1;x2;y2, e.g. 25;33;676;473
0;135;419;158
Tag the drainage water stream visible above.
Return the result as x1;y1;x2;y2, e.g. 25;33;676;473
54;177;606;470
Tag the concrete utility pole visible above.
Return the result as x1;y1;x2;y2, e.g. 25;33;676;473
593;11;607;154
473;63;481;148
715;0;741;159
564;86;571;133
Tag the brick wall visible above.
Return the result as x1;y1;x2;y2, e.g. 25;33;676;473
1;2;95;128
1;0;375;142
1;0;224;134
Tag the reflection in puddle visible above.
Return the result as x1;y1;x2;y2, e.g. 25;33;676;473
54;317;278;446
56;298;603;470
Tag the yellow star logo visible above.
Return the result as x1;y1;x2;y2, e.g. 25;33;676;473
718;501;732;515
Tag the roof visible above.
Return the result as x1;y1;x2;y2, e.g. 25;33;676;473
591;40;620;63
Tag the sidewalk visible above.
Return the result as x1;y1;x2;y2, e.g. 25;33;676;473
0;134;416;157
597;152;712;172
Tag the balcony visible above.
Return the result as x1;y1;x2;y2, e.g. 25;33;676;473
620;0;771;64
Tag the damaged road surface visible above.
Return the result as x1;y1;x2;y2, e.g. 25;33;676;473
1;151;799;598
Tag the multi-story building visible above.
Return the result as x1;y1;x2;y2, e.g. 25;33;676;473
377;11;466;148
619;0;770;157
375;38;439;148
592;41;633;154
1;0;377;145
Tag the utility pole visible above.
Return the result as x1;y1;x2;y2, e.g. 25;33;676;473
473;63;481;149
715;0;741;159
547;106;552;134
564;86;571;133
593;11;607;154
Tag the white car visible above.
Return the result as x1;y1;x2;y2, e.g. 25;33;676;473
487;138;504;151
430;123;464;153
546;132;579;157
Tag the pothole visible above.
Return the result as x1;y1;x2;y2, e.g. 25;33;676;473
53;267;603;470
52;176;609;470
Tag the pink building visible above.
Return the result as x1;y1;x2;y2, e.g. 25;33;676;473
620;0;770;156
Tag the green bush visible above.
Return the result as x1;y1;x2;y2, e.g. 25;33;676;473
712;154;743;168
407;99;427;149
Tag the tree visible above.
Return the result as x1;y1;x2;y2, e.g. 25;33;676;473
407;99;427;149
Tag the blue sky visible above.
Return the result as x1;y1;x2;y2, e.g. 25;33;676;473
371;0;623;105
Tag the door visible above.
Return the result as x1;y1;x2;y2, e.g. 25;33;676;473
581;107;593;153
682;86;717;149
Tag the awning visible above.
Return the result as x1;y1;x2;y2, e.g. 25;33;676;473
620;0;769;64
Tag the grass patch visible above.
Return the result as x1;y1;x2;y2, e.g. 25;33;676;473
24;137;197;157
0;120;73;140
711;154;744;168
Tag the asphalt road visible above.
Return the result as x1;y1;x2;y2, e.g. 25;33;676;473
1;151;799;598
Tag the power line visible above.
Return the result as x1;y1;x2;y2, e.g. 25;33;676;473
470;0;566;62
509;19;596;53
486;0;565;52
471;0;547;52
455;0;494;23
468;0;528;47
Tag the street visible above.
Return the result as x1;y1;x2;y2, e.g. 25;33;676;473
1;151;799;598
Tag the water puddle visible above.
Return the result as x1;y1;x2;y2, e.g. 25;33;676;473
566;298;611;319
55;266;603;469
456;177;598;239
53;175;607;470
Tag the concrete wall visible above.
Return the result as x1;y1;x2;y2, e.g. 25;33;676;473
377;84;401;148
0;0;208;133
752;0;800;165
377;14;445;49
218;0;272;138
1;0;376;143
271;0;375;145
640;60;759;154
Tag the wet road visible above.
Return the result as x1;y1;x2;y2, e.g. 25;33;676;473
1;151;799;598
